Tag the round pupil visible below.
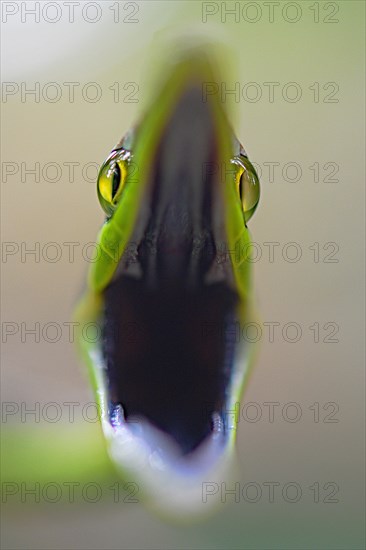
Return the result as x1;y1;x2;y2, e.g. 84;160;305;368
111;163;121;200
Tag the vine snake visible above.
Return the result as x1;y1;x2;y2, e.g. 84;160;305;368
74;49;260;514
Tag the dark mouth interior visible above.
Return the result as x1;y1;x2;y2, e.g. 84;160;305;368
103;278;237;454
102;87;239;454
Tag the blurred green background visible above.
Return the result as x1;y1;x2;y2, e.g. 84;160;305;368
1;1;365;548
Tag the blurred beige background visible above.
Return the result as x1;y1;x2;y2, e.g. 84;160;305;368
1;1;365;548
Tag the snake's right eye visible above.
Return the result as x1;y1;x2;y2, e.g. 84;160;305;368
97;149;130;217
231;155;260;224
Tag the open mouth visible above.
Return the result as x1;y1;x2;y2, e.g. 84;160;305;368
101;86;240;455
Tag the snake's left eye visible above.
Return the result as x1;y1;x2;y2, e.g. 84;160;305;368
231;155;260;223
97;149;130;216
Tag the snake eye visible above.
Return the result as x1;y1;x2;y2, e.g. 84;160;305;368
231;155;260;223
97;149;130;216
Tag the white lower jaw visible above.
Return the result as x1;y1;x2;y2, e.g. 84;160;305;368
87;336;251;516
102;413;236;516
